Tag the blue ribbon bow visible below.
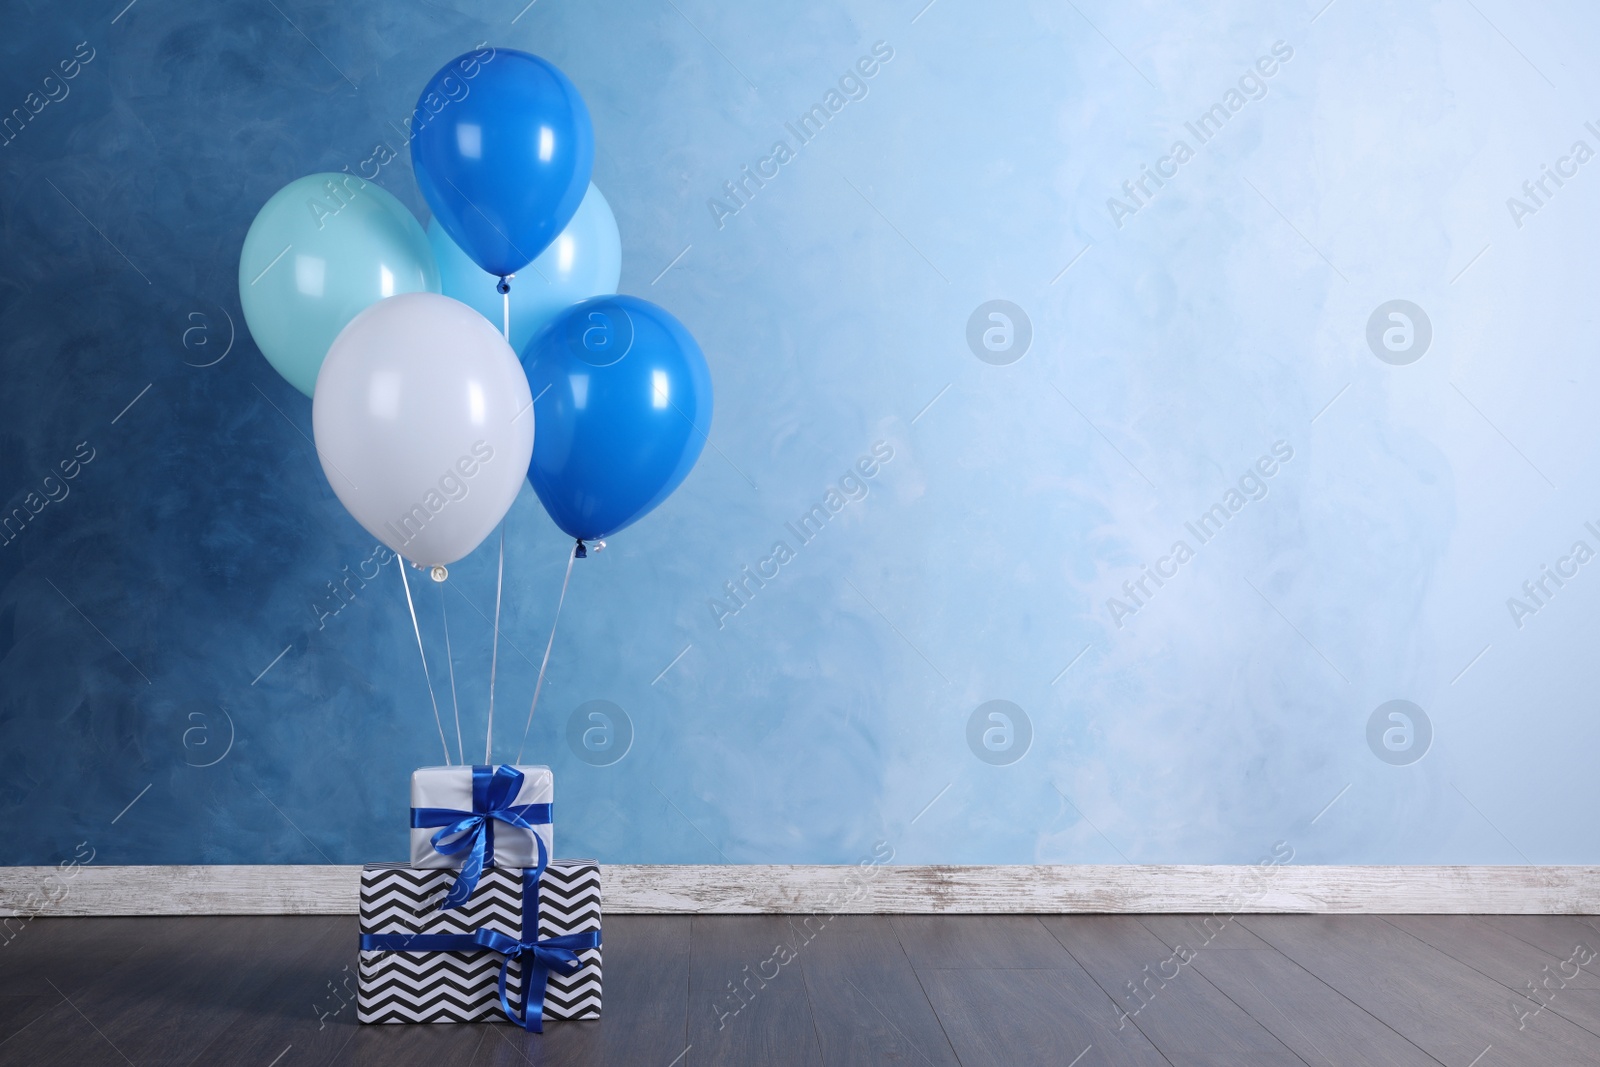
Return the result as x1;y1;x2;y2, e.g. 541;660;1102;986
359;870;600;1031
411;764;552;910
472;928;600;1031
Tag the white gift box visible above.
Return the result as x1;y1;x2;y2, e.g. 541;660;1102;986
409;764;554;871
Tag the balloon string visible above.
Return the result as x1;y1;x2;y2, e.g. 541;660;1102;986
487;279;509;763
440;581;463;766
516;541;581;764
485;523;505;764
399;561;451;766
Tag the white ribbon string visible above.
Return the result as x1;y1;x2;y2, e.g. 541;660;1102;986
485;523;505;764
399;561;451;765
516;542;579;763
440;581;463;765
487;280;511;766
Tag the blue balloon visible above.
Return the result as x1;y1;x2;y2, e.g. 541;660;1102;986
411;48;593;278
521;296;713;541
428;182;621;355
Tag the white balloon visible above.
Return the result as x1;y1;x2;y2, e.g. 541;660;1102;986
312;292;533;568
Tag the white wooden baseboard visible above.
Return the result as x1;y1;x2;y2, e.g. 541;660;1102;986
3;865;1597;917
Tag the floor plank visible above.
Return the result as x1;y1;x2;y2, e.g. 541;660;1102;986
790;914;961;1067
683;915;820;1067
477;915;690;1067
0;996;121;1066
1244;914;1600;1065
891;915;1080;971
893;916;1173;1065
1478;915;1600;972
0;993;58;1049
0;917;161;997
1042;915;1305;1066
327;1020;490;1066
1387;915;1600;991
1561;995;1600;1042
1184;941;1440;1066
4;912;1599;1067
1135;913;1279;953
594;916;690;1066
918;967;1170;1067
2;916;351;1066
181;915;363;1066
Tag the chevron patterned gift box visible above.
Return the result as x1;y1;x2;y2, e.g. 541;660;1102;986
357;860;602;1028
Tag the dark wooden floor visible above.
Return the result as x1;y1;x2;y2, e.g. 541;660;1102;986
3;913;1600;1065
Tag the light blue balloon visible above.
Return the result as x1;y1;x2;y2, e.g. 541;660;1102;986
239;174;439;397
428;182;621;355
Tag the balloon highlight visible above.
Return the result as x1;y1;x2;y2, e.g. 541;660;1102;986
521;295;712;541
429;182;620;353
313;293;534;567
239;174;438;397
411;49;594;278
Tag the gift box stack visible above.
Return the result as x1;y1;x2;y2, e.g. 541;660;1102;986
356;764;602;1031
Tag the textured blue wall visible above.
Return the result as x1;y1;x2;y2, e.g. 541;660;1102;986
3;0;1598;868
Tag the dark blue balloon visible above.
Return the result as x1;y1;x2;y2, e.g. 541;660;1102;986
411;49;594;278
522;296;713;541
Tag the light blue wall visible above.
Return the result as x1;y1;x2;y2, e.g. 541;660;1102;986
3;0;1597;867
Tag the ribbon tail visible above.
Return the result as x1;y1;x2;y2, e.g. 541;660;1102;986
438;824;488;911
496;955;545;1032
523;964;550;1033
522;832;550;927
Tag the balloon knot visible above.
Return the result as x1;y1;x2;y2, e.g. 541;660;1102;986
574;539;587;559
497;276;511;295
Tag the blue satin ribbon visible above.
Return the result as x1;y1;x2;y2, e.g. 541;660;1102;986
359;926;601;1031
410;764;552;910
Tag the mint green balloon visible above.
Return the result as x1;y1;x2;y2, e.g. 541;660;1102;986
238;174;439;396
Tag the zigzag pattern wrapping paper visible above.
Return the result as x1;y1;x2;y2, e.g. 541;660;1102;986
356;861;602;1024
